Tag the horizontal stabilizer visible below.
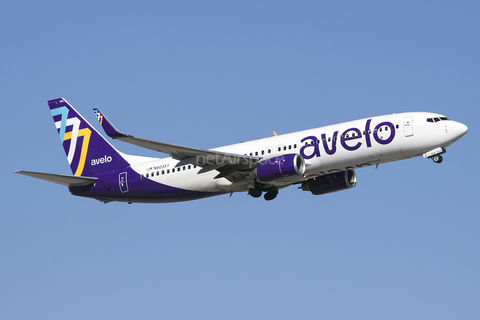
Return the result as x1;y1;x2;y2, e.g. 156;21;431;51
15;170;98;187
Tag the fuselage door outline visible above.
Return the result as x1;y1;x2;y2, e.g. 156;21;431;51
404;116;414;137
119;172;129;193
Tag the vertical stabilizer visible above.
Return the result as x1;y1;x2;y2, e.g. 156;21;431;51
48;98;128;177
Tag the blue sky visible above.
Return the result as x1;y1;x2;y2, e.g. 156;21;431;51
1;1;478;319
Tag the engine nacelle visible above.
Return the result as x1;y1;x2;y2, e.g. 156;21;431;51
301;169;356;195
254;154;305;183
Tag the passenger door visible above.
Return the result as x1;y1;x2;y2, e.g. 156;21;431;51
404;116;414;137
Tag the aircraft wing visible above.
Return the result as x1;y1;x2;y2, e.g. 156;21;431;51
93;109;259;180
15;170;98;187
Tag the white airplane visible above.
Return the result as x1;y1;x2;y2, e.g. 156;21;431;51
16;98;468;203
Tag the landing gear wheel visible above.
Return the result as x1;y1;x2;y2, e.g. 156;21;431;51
248;188;262;198
264;189;278;201
264;192;277;201
432;155;443;163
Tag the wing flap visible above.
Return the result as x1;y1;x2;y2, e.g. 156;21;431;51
15;170;98;187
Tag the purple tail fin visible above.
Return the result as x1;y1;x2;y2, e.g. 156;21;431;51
48;98;129;177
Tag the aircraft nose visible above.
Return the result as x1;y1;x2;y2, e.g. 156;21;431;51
452;121;468;139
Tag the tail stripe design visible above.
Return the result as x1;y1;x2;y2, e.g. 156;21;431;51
65;128;91;176
48;98;128;178
50;106;69;142
56;117;78;164
51;107;92;176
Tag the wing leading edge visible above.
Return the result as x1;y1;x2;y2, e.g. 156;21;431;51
93;109;259;181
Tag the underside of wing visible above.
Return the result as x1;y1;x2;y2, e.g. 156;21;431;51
93;108;259;181
15;170;98;187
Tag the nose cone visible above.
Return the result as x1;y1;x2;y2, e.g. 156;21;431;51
452;121;468;140
456;122;468;137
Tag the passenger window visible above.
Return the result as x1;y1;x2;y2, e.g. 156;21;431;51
167;169;170;174
188;165;191;169
289;145;291;150
255;151;258;156
183;166;186;171
261;150;265;155
172;168;175;173
162;170;165;175
294;144;297;148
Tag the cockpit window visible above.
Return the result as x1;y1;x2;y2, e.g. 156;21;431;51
427;117;449;123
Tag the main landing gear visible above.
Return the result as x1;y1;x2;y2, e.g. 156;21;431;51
248;186;279;201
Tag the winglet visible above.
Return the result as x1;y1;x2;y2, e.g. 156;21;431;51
93;108;129;139
273;131;278;137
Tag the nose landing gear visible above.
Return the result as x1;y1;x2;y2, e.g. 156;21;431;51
423;147;446;164
432;154;443;163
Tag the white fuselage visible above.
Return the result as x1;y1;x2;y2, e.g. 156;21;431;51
125;112;467;194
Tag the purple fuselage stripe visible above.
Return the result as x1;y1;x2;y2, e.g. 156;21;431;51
69;167;224;203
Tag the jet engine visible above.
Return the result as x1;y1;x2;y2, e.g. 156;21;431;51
254;154;305;183
301;169;356;195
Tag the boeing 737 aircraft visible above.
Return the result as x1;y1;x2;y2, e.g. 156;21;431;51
16;98;468;203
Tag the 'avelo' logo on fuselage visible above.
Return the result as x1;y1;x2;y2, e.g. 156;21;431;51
300;119;396;159
91;155;113;166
